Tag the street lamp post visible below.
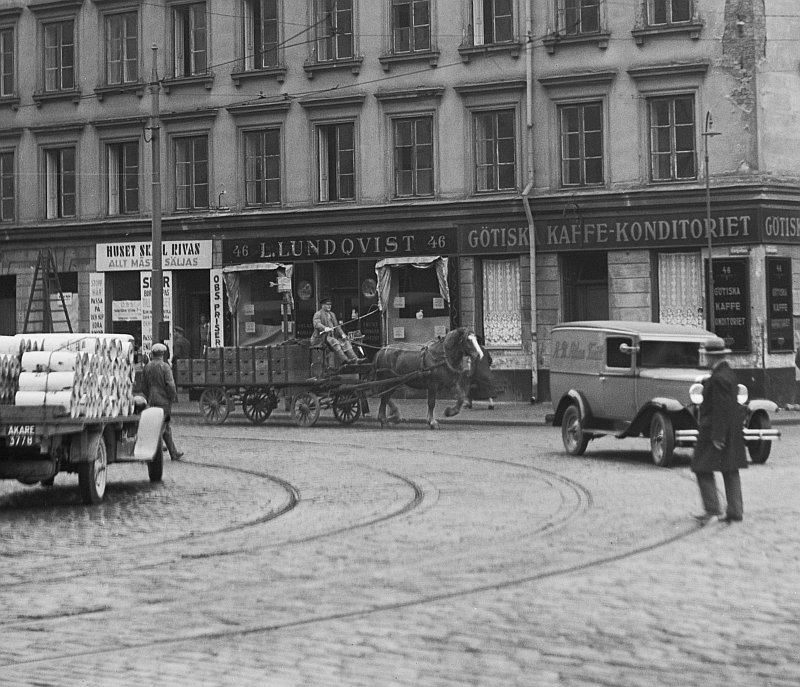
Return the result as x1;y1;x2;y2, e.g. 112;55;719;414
149;46;163;347
702;111;721;332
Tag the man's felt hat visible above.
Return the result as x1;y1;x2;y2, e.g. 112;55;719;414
703;337;731;356
320;295;332;304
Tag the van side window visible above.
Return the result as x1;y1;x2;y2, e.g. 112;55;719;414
606;336;633;368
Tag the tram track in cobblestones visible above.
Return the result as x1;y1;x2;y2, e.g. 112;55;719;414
0;431;715;670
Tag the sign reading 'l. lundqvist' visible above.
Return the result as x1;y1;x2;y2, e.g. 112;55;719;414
223;229;457;264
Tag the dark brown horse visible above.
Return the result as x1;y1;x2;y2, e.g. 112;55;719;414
373;327;483;429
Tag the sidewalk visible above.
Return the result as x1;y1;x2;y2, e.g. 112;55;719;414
171;393;800;427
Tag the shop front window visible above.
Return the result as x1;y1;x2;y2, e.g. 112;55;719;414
397;264;443;318
482;258;521;347
236;270;286;346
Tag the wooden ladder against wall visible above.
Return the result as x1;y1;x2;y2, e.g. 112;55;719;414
23;249;73;334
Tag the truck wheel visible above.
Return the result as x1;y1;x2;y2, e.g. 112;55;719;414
650;412;675;467
148;444;164;482
747;412;772;464
78;433;108;504
562;405;589;456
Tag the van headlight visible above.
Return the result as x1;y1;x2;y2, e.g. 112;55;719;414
689;383;704;405
737;384;748;405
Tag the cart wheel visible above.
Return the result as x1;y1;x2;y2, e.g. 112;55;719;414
291;391;321;427
242;388;276;425
78;433;108;504
148;443;164;482
333;392;362;425
199;387;231;424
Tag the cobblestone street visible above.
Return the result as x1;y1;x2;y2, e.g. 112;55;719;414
1;413;799;686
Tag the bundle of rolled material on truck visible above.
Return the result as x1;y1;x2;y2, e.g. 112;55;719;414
0;333;136;418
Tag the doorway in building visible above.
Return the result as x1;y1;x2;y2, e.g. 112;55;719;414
0;275;16;335
317;260;380;358
174;270;211;357
563;252;608;321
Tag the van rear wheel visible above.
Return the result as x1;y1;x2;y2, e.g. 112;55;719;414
562;405;590;456
650;411;675;467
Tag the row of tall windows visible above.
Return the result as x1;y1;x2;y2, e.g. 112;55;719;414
0;108;516;221
559;94;696;186
0;93;699;223
0;0;694;97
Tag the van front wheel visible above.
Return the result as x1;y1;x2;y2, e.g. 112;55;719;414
650;411;675;467
562;405;590;456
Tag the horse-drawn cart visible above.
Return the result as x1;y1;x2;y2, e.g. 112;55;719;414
175;340;379;427
176;328;484;429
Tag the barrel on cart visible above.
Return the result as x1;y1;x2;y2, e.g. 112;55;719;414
176;340;373;427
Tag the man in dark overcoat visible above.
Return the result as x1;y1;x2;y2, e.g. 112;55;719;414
691;338;746;524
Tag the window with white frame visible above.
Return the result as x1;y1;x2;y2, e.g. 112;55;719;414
648;0;692;25
558;0;600;35
105;11;138;85
173;2;207;77
244;128;281;205
482;258;521;347
0;151;13;222
43;19;75;92
313;0;353;61
648;94;696;182
474;109;516;192
44;147;76;218
559;101;603;186
392;0;430;54
470;0;513;46
244;0;278;69
317;122;355;202
175;135;209;209
106;141;139;215
0;27;13;97
393;116;433;198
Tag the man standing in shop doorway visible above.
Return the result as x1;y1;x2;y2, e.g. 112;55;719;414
311;295;361;365
199;314;211;353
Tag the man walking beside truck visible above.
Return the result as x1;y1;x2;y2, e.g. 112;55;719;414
142;343;184;461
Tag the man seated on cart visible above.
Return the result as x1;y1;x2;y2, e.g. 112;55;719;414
311;295;363;366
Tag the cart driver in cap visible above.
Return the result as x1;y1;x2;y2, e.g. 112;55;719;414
311;296;362;365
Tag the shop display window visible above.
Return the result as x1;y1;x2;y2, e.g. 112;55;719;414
396;264;444;318
237;271;285;346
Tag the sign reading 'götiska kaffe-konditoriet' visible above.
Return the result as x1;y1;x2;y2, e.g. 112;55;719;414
460;210;778;254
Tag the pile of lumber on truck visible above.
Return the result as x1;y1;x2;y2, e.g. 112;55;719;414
175;340;314;387
0;333;136;418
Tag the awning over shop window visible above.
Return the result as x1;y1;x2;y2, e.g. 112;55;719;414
221;263;293;315
374;256;449;311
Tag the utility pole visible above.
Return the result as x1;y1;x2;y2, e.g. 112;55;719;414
149;45;163;346
702;111;721;332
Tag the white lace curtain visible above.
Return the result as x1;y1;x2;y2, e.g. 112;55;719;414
483;258;521;346
658;252;704;327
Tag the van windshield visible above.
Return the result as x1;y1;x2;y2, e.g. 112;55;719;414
639;341;701;368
